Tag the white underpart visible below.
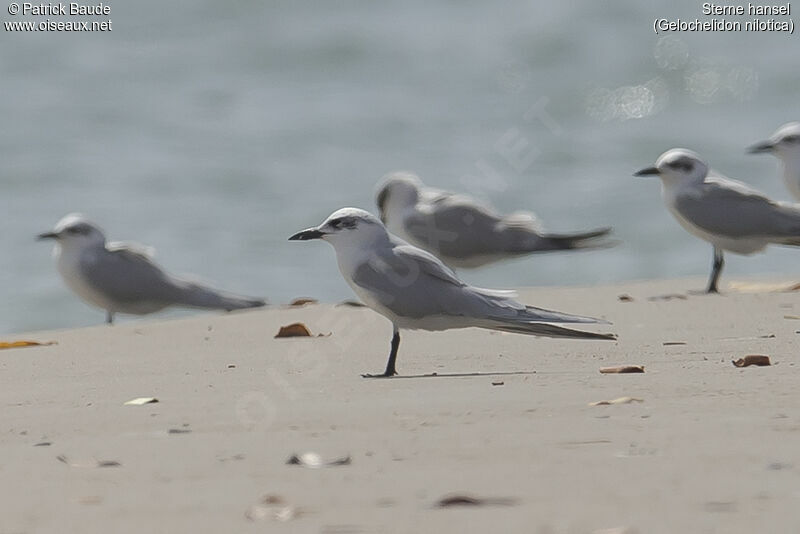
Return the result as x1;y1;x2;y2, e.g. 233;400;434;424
53;242;117;312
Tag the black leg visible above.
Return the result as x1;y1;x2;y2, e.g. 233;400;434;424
362;329;400;378
707;247;724;294
106;311;114;325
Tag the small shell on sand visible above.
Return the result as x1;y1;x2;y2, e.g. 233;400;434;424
732;355;771;367
435;494;517;508
336;300;366;307
286;452;351;468
599;365;645;374
0;340;55;350
275;323;312;338
289;298;318;307
589;396;644;406
124;397;158;406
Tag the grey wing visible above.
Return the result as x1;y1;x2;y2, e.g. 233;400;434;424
674;180;800;240
80;248;185;305
404;197;521;259
351;244;506;320
351;244;609;338
406;195;600;261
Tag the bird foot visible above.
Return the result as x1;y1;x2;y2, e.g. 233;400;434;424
361;371;397;379
687;288;720;296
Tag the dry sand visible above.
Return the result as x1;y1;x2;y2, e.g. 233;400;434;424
2;278;800;533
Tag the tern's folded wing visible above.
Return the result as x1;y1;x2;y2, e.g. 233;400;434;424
403;199;505;257
674;178;800;240
406;194;568;260
351;244;507;320
79;248;184;305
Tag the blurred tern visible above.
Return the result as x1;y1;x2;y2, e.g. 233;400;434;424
748;121;800;199
38;213;266;324
289;207;615;378
635;149;800;293
375;172;614;269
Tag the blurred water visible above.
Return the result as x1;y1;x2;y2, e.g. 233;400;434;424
1;0;798;333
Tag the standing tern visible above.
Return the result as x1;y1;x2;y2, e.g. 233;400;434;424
38;213;266;324
375;172;614;269
289;207;615;378
635;148;800;293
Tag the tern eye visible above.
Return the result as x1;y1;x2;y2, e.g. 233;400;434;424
329;216;358;230
66;225;90;235
668;160;692;172
783;135;800;144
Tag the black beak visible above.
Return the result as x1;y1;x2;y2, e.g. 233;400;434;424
288;228;325;241
633;166;660;177
747;140;775;154
37;231;58;240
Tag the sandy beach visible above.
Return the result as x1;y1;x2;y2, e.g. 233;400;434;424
3;278;800;533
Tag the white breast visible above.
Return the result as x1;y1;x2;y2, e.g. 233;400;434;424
781;160;800;201
54;244;113;311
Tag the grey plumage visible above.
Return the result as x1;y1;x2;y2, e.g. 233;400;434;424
289;207;615;376
80;246;265;313
352;240;610;339
39;213;265;323
402;198;612;263
636;148;800;293
672;175;800;244
377;172;614;269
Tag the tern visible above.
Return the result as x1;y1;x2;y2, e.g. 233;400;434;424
289;207;615;377
375;172;614;269
635;148;800;293
39;213;266;324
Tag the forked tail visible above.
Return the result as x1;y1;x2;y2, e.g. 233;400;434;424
176;282;266;311
520;227;615;253
489;321;616;340
479;299;616;340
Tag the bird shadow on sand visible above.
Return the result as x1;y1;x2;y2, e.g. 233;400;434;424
363;370;538;380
